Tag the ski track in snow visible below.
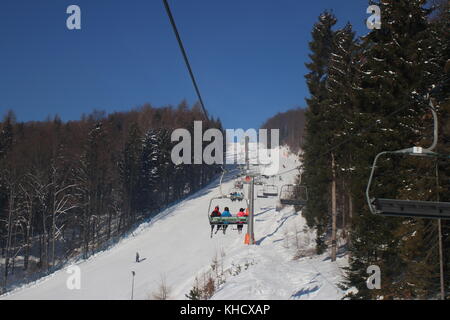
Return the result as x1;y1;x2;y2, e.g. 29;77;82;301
1;145;347;300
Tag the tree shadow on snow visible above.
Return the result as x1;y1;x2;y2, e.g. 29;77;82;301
254;208;274;217
321;245;348;261
290;285;320;299
255;212;296;245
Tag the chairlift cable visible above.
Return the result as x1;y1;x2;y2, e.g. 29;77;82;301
273;95;430;178
162;0;209;122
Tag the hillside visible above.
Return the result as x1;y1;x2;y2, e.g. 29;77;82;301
1;146;347;300
261;108;306;154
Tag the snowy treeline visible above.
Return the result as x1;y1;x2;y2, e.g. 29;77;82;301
261;108;306;154
0;102;222;293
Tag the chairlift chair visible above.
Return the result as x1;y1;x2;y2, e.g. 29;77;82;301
207;196;249;225
234;180;244;190
257;187;268;198
263;184;279;197
254;176;264;186
280;184;308;206
366;100;450;220
229;188;245;202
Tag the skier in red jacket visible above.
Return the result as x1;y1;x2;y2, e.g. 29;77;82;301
236;208;247;234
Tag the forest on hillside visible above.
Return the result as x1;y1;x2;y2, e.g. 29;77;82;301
0;102;222;293
261;108;306;154
299;0;450;299
0;0;449;301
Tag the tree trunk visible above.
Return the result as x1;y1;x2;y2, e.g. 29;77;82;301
4;186;15;291
348;192;353;260
331;153;337;262
342;182;346;239
438;219;445;300
51;211;56;268
24;203;33;271
107;210;112;242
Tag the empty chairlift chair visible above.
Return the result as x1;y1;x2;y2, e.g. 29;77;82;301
366;100;450;220
263;184;279;197
257;186;268;198
280;184;308;207
254;176;264;186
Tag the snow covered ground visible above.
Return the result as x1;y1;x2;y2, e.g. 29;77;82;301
1;145;347;300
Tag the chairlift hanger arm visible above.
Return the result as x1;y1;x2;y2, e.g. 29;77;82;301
427;101;438;152
366;151;392;214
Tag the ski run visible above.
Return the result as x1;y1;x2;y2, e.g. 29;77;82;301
1;145;348;300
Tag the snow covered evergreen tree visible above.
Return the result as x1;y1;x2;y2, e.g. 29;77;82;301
77;122;112;258
140;129;163;212
140;128;175;211
118;123;143;227
343;0;445;299
302;10;337;253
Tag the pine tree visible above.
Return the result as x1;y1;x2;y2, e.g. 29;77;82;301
324;22;359;249
118;123;143;225
0;111;15;160
0;111;15;229
302;10;337;253
430;1;450;299
141;129;162;212
343;0;441;299
140;128;174;211
77;122;111;257
158;128;175;206
185;285;202;300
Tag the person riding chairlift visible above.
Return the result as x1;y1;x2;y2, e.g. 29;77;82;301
220;207;232;234
210;206;222;237
230;191;243;202
236;208;247;234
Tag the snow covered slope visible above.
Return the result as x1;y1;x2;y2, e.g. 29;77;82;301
1;146;347;300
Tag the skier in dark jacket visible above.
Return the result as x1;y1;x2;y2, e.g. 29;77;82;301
210;206;222;237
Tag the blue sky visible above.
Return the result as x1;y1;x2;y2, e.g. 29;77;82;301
0;0;369;129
